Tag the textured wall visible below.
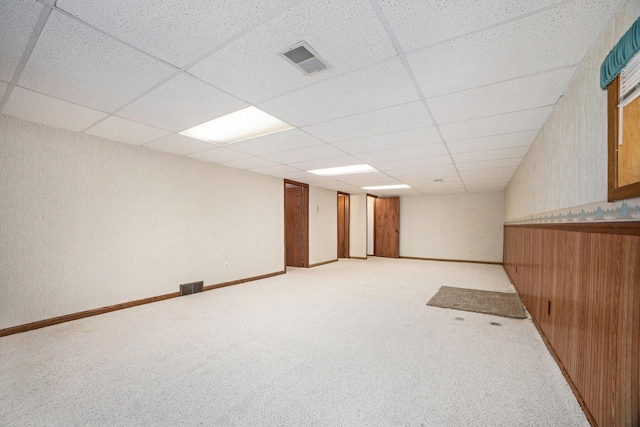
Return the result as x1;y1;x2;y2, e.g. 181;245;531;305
505;0;640;220
400;192;505;263
308;186;337;265
0;115;284;329
349;194;367;258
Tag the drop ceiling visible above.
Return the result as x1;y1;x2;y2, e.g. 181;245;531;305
0;0;624;196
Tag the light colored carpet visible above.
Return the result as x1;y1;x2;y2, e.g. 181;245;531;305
0;258;588;426
427;286;527;319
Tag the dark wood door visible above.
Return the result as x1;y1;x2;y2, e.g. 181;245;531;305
285;186;305;267
374;197;399;258
337;193;349;258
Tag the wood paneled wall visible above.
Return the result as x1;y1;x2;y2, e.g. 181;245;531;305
503;224;640;427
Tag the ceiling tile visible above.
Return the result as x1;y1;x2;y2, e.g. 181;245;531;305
370;154;453;171
3;87;107;132
389;170;461;182
0;81;8;99
378;0;563;52
459;174;515;185
428;67;575;123
84;116;170;145
188;147;251;164
56;0;295;68
117;74;248;132
408;0;619;97
342;177;404;188
142;134;216;156
250;164;302;176
19;11;176;112
0;1;42;82
403;175;462;185
262;144;345;164
289;155;366;171
452;146;530;163
222;157;279;170
447;131;538;154
258;59;419;127
357;143;449;163
463;174;513;183
190;0;395;103
458;166;518;177
380;163;458;176
229;129;324;156
359;181;409;190
332;127;441;155
333;172;395;185
304;101;433;143
455;157;524;171
439;106;554;141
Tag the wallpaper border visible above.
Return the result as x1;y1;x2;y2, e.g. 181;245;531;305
505;198;640;225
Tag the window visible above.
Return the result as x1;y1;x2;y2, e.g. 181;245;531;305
608;51;640;201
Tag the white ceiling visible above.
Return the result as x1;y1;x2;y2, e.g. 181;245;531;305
0;0;624;196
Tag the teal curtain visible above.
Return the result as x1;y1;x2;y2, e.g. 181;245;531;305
600;17;640;89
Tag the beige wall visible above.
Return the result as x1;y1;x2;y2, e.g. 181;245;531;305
400;192;505;263
367;196;375;255
505;0;640;220
0;115;284;329
349;194;367;258
308;186;337;265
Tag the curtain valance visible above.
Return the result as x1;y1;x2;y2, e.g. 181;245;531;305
600;17;640;89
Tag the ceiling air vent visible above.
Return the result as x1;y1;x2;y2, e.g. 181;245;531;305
280;42;330;75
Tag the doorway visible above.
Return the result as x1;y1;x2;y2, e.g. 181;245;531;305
337;192;350;258
284;180;309;268
367;195;375;256
374;197;399;258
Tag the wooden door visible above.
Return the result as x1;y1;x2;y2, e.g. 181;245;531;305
285;186;305;267
374;197;399;258
337;193;349;258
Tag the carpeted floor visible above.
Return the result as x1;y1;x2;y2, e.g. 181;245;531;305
0;258;588;426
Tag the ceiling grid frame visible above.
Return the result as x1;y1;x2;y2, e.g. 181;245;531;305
367;0;467;191
0;0;627;196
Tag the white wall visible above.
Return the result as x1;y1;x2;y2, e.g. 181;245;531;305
308;186;337;265
400;192;504;263
367;196;375;255
505;0;640;220
0;115;284;329
349;194;367;258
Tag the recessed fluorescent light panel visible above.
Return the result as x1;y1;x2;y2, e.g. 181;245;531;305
361;184;411;190
179;106;293;146
308;164;377;176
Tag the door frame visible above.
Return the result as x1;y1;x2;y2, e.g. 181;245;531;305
284;179;309;269
337;192;350;258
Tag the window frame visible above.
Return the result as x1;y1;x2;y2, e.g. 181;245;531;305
607;75;640;201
